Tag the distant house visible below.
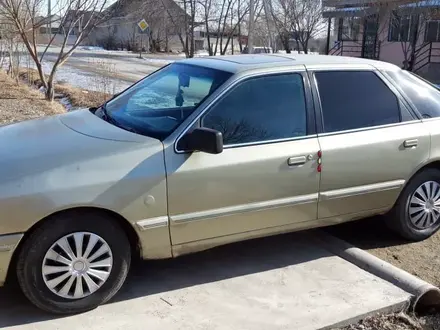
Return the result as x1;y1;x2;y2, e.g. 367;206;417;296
323;0;440;81
85;0;190;52
33;15;78;46
193;25;246;55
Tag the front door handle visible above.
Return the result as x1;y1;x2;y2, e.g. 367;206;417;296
287;156;307;166
404;139;418;148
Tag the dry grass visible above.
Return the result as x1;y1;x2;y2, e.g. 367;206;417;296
0;70;64;125
18;68;111;109
55;83;111;108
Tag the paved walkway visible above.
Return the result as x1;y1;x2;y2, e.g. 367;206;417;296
0;232;410;330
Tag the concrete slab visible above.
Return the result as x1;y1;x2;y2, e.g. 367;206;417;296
0;232;410;330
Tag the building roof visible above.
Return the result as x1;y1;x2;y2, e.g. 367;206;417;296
323;0;440;17
178;54;399;73
105;0;189;21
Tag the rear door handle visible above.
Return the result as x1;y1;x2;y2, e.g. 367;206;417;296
404;139;418;148
287;156;307;166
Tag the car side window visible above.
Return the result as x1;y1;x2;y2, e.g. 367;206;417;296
315;71;401;133
201;73;307;145
386;69;440;119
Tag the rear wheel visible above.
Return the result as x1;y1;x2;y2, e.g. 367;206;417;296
16;211;131;314
388;169;440;241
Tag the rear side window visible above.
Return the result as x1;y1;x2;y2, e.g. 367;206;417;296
387;69;440;119
315;71;401;133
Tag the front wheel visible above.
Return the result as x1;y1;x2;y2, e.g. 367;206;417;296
16;211;131;314
388;168;440;241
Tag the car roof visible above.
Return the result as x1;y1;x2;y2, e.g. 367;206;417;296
178;54;399;73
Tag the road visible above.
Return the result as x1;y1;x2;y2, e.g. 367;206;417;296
36;46;179;88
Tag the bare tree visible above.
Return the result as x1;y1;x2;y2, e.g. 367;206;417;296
211;0;250;55
269;0;294;52
0;19;23;80
270;0;324;53
253;13;271;48
0;0;117;100
159;0;197;57
291;0;325;54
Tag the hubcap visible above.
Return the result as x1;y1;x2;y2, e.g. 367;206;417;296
408;181;440;229
42;232;113;299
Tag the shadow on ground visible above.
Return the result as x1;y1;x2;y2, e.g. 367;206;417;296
0;231;331;328
326;216;409;250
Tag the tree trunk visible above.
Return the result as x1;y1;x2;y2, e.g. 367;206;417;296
302;39;309;54
231;33;234;54
237;0;243;53
281;33;291;53
45;80;55;101
35;62;48;88
206;20;213;55
45;64;59;101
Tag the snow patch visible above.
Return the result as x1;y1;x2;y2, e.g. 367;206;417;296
142;58;174;65
58;96;74;111
39;61;131;93
77;46;106;51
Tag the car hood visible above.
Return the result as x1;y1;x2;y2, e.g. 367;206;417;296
59;109;149;143
0;109;163;184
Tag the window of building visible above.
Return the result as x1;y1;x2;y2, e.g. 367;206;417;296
315;71;401;133
425;20;440;42
338;17;362;41
202;74;307;145
389;12;419;42
39;27;64;35
387;69;440;119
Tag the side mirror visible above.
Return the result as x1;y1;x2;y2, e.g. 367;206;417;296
178;127;223;154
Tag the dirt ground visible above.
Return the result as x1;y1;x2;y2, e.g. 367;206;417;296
339;312;440;330
329;217;440;288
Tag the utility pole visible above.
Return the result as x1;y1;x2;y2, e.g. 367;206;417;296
47;0;51;38
262;0;274;52
248;0;255;54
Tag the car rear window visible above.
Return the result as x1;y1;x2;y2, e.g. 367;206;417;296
387;69;440;119
315;71;401;133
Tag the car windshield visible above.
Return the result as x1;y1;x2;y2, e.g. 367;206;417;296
102;63;232;140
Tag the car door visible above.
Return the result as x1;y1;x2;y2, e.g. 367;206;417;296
309;67;430;219
164;69;321;246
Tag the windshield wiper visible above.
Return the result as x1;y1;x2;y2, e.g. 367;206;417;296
99;103;139;134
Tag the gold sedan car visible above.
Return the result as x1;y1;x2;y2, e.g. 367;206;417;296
1;55;440;314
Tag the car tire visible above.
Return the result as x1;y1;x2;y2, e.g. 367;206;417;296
16;211;131;314
387;168;440;241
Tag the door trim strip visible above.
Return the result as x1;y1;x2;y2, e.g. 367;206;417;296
136;216;169;231
319;180;405;201
170;193;319;223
